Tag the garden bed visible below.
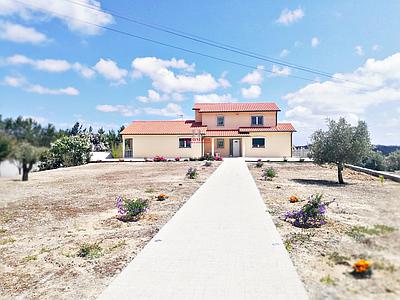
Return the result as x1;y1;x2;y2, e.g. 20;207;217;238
0;161;220;299
248;162;400;299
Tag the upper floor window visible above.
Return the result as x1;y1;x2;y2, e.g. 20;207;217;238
251;116;264;126
179;138;191;148
217;116;225;126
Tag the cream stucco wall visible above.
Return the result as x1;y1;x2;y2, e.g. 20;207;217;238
201;112;277;130
243;132;292;158
123;135;202;158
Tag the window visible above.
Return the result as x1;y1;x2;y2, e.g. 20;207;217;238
217;116;225;126
179;138;191;148
217;139;224;149
124;138;133;158
251;116;264;126
252;138;265;148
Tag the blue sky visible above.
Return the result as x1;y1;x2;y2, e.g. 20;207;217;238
1;0;400;145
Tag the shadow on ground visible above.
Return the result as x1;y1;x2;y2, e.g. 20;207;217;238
291;179;349;186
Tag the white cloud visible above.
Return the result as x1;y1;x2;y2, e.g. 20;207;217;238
3;75;79;95
1;54;95;78
284;52;400;144
96;104;140;117
241;85;261;99
270;65;291;77
372;44;382;52
280;49;290;57
137;90;184;103
143;103;183;117
276;8;304;25
0;21;48;44
93;58;128;84
311;37;319;47
131;57;219;94
194;93;236;103
355;45;364;56
240;66;264;85
0;0;113;35
96;102;184;118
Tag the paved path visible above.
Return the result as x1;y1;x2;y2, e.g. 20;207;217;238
98;158;308;300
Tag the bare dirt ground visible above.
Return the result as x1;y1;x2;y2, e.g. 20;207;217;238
0;161;219;300
248;162;400;300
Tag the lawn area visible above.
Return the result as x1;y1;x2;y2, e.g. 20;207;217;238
248;162;400;300
0;161;220;299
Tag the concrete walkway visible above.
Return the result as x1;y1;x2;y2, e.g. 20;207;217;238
98;158;308;300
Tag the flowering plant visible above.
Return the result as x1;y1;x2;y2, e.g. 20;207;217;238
175;157;180;161
156;194;169;201
255;159;263;168
352;259;372;278
214;156;223;161
289;195;299;203
284;193;334;228
116;196;148;221
262;167;276;180
186;167;198;179
153;155;167;162
204;161;212;167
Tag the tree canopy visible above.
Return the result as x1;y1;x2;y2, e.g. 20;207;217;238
309;118;371;184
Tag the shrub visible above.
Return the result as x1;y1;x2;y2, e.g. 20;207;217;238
387;150;400;171
262;167;276;180
284;194;334;228
39;135;91;170
255;159;263;168
289;195;299;203
186;167;198;179
153;155;167;162
116;196;148;221
77;243;102;259
111;143;123;159
204;161;212;167
175;156;180;161
351;259;372;278
214;156;223;161
203;153;214;161
361;151;386;171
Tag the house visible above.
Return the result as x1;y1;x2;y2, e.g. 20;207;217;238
120;102;295;158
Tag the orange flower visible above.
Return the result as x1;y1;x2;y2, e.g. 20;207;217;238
289;195;299;203
157;194;169;201
352;259;371;273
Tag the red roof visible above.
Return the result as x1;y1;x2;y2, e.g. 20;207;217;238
205;130;250;137
193;102;280;112
239;123;296;132
121;120;207;135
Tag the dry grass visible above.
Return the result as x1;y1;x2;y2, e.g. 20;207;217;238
0;161;219;299
248;162;400;300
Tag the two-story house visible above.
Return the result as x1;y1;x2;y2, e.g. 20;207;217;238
120;102;295;158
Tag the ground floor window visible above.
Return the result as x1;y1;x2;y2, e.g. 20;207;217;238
124;138;133;157
252;138;265;148
179;138;192;148
216;139;224;148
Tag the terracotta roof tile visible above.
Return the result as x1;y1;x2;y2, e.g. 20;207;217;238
193;102;280;112
239;123;296;132
205;130;250;137
121;120;207;135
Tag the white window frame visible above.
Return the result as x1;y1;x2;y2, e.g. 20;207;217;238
179;137;192;148
216;115;225;127
252;137;266;148
251;115;264;126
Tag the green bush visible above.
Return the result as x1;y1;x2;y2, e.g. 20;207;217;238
39;135;91;170
77;243;102;259
361;151;386;171
262;167;276;180
111;143;123;159
387;150;400;171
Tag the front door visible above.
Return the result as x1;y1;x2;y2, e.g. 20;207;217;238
232;139;240;157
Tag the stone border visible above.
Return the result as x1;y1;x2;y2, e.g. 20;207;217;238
346;164;400;183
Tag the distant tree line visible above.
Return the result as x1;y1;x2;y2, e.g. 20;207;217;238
0;115;125;181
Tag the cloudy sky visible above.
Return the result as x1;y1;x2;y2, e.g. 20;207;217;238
1;0;399;145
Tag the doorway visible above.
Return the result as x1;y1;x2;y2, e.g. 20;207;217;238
232;139;240;157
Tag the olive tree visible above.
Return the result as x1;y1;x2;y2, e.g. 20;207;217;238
309;118;371;184
13;142;44;181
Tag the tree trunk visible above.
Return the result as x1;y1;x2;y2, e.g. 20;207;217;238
22;162;32;181
337;162;344;184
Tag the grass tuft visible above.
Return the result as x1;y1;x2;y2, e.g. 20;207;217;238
77;243;103;259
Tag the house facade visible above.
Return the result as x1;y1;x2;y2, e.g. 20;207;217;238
121;102;295;158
